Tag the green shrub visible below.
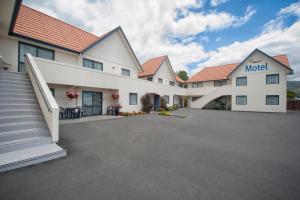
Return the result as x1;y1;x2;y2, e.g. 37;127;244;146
141;93;153;113
158;111;171;116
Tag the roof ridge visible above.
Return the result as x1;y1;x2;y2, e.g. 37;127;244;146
21;4;100;38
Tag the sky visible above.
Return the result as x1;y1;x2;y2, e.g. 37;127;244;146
23;0;300;80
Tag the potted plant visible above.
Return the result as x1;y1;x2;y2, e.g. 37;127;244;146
66;88;79;99
111;92;121;115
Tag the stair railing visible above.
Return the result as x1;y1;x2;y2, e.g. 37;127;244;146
24;53;59;143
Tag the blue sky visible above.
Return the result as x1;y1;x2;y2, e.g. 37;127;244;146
24;0;300;80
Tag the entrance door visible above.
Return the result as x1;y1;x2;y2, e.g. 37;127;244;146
154;95;160;111
82;91;102;116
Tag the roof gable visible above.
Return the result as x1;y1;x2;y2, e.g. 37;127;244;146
139;56;166;77
139;55;176;81
228;49;292;77
84;27;143;71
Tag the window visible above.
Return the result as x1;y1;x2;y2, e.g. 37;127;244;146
266;74;279;84
236;77;247;86
121;68;130;76
179;83;183;88
184;84;188;88
236;96;247;105
169;81;175;86
164;95;169;104
214;80;227;87
49;88;55;97
83;58;103;70
147;77;153;81
192;82;203;88
18;42;54;72
266;95;279;105
158;78;163;83
129;93;138;105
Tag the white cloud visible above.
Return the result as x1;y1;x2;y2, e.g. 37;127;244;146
23;0;254;72
279;2;300;17
210;0;229;7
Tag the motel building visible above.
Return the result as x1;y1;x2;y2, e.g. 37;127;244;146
0;0;293;171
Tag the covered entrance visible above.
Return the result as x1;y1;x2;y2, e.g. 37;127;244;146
82;91;103;116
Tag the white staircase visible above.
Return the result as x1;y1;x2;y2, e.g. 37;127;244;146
190;85;232;109
0;70;66;172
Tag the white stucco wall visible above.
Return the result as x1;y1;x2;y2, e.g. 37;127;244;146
35;58;185;112
153;60;176;85
82;30;141;79
230;51;290;113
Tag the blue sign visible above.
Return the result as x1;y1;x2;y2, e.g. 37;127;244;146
245;62;269;72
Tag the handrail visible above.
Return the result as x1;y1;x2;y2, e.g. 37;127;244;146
25;54;52;112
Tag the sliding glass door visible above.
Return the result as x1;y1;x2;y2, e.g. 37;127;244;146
82;91;102;116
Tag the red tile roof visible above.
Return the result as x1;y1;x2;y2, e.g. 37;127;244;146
188;63;238;83
272;54;290;67
13;5;101;52
175;75;186;83
139;56;167;77
188;55;290;83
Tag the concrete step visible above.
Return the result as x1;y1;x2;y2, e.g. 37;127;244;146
0;128;50;142
0;70;27;77
0;103;39;110
0;75;29;82
0;136;52;154
0;121;47;133
0;79;31;86
0;93;35;99
0;83;32;90
0;108;41;117
0;98;37;104
0;88;34;94
0;143;66;172
0;115;43;124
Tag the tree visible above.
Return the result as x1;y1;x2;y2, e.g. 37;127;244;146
287;90;297;99
177;70;189;81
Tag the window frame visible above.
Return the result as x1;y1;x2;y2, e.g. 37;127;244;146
214;80;227;87
121;68;130;77
236;76;247;86
192;82;203;88
18;42;55;72
266;74;279;85
147;77;153;81
129;93;138;105
266;95;279;105
169;81;175;86
158;78;163;83
83;58;103;71
236;95;247;105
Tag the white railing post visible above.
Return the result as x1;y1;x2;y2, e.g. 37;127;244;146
24;54;59;143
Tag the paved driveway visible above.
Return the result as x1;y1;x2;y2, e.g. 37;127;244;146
1;109;300;200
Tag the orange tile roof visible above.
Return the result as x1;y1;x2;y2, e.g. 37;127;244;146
139;56;167;77
175;75;186;83
188;55;290;83
188;63;238;83
13;5;101;52
272;54;290;67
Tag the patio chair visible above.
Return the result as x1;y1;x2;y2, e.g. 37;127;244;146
107;106;114;115
59;107;65;119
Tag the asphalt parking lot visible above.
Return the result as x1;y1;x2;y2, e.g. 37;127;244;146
1;109;300;200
